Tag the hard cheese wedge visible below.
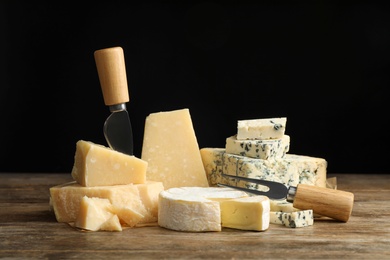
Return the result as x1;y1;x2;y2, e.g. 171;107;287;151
71;140;147;187
237;117;287;140
49;181;164;225
158;187;248;232
74;196;122;232
141;108;208;189
220;196;270;231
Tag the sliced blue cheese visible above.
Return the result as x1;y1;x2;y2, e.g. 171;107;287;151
225;135;290;160
200;148;327;190
270;210;314;228
223;153;327;188
237;117;287;140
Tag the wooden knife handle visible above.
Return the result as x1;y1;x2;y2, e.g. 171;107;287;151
292;184;354;222
94;46;129;106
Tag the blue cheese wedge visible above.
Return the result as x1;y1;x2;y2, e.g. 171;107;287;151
237;117;287;140
270;209;314;228
225;135;290;160
200;148;327;193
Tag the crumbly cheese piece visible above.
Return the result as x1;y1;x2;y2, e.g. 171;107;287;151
270;199;299;212
220;196;270;231
223;153;327;188
225;135;290;160
74;196;122;232
237;117;287;140
200;148;225;186
49;181;164;225
270;210;314;228
158;187;248;232
71;140;147;187
141;108;209;189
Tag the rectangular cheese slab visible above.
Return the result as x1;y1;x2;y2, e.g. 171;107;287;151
200;148;327;189
270;210;314;228
71;140;147;187
141;108;208;189
220;196;270;231
225;135;290;160
49;181;164;225
237;117;286;140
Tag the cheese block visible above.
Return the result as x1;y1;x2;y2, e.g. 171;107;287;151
49;181;164;225
225;135;290;160
270;210;314;228
158;187;248;232
270;199;299;212
71;140;147;187
141;108;208;189
223;152;327;188
200;148;327;189
220;196;270;231
237;117;287;140
74;196;122;231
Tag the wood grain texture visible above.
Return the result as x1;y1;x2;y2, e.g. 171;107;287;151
0;173;389;259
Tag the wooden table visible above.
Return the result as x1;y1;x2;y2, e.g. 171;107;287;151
0;173;389;259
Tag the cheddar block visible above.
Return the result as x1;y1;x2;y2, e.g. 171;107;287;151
237;117;287;140
220;196;270;231
71;140;147;187
158;187;248;232
225;135;290;160
74;196;122;232
49;181;164;225
141;108;208;189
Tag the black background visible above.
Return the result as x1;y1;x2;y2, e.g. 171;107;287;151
1;1;389;174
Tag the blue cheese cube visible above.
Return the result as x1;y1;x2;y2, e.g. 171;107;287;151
237;117;287;140
270;210;314;228
225;135;290;160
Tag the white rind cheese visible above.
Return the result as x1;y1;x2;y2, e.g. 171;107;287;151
225;135;290;160
237;117;287;140
158;187;248;232
220;196;270;231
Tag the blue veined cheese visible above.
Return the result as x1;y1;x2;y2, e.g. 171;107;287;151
270;209;314;228
223;153;327;188
225;135;290;160
237;117;287;140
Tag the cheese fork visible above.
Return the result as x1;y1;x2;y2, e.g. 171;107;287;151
218;174;354;222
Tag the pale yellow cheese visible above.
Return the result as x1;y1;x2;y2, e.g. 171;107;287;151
74;196;122;232
49;181;164;225
220;196;270;231
71;140;147;187
158;187;248;232
141;108;209;189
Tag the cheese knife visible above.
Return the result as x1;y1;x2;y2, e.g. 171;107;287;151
94;46;133;155
219;174;354;222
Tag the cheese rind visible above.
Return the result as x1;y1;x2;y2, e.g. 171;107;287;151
158;187;248;232
141;108;208;189
237;117;287;140
49;181;164;225
225;135;290;160
71;140;147;187
220;196;270;231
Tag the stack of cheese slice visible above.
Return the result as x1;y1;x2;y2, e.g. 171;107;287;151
200;117;325;228
49;140;164;232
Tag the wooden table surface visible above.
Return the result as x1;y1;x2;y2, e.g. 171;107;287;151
0;173;389;259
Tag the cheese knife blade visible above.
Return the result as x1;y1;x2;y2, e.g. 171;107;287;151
94;46;133;155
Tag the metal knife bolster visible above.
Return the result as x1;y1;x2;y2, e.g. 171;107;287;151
286;186;297;203
109;103;127;112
